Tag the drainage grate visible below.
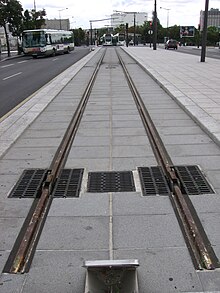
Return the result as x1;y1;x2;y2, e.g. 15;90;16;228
138;166;170;196
9;169;47;198
87;171;135;193
174;165;215;195
52;169;84;197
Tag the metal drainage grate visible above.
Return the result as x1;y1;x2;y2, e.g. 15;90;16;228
87;171;135;193
174;165;215;195
105;64;118;69
138;166;170;196
9;169;47;198
52;169;84;197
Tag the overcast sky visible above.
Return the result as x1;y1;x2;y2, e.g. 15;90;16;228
20;0;220;29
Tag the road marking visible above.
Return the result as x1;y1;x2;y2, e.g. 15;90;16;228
3;72;22;80
18;60;28;64
52;58;58;61
1;64;14;68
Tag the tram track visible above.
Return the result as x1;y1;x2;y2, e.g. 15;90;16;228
116;49;219;270
3;47;219;276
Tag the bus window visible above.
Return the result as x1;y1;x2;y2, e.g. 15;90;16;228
45;34;51;45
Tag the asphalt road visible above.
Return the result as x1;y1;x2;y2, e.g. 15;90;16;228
0;47;90;119
161;44;220;59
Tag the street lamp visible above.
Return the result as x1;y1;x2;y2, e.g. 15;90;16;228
201;0;209;62
58;8;68;30
160;6;170;30
153;0;157;50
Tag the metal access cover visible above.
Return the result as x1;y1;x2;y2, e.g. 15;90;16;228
83;259;139;293
52;168;84;197
87;171;135;193
174;165;215;195
138;166;170;196
9;169;47;198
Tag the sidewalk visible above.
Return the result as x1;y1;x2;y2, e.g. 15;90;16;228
123;46;220;147
0;50;22;61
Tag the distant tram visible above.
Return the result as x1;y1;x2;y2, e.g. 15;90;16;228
113;33;126;46
101;33;113;46
22;29;74;58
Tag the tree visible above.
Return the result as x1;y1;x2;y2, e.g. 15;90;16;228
72;28;85;46
0;0;23;56
23;9;46;30
207;26;219;46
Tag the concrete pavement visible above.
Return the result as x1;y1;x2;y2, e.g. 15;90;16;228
122;46;220;146
1;46;220;171
1;46;220;292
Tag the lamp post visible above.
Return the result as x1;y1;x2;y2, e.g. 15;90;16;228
200;0;209;62
160;7;170;29
58;8;68;30
153;0;157;50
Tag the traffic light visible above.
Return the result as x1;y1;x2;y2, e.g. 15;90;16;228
150;21;152;28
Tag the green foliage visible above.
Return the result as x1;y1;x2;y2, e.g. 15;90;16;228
207;26;219;45
72;28;85;46
0;0;23;55
23;9;46;30
0;0;23;34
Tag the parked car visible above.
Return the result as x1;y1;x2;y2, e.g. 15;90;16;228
165;39;178;50
129;40;134;46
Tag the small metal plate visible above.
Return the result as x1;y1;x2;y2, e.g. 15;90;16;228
174;165;215;195
138;166;170;196
52;169;84;197
87;171;135;193
9;169;47;198
83;259;139;293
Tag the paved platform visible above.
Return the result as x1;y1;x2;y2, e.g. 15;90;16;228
0;47;220;293
123;46;220;147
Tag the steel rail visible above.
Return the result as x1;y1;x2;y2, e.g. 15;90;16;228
8;49;106;274
116;48;217;270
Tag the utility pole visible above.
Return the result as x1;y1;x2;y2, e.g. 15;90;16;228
153;0;157;50
200;0;209;62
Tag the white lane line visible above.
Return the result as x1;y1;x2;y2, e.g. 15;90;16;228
18;60;28;64
1;64;14;68
52;58;58;61
3;72;22;80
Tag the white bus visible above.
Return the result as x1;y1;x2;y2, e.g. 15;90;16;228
22;29;74;58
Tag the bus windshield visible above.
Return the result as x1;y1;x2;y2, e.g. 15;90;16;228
22;31;46;48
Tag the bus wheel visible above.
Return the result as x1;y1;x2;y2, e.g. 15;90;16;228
51;49;56;57
64;47;70;54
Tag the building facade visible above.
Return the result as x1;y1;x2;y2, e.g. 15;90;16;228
200;8;220;30
44;19;70;31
